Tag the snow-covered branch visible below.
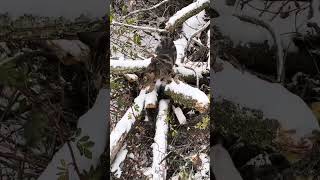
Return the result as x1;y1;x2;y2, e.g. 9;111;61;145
186;21;210;52
111;59;209;84
165;0;209;31
110;89;147;163
165;80;209;113
151;99;170;180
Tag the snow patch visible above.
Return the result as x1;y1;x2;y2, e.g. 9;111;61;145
111;144;128;178
213;58;320;141
38;88;108;180
211;144;243;180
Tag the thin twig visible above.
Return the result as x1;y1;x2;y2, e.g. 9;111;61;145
124;0;171;19
112;21;168;33
185;21;210;58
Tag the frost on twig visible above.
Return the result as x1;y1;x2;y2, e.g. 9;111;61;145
151;99;170;180
110;89;147;163
165;80;209;113
165;0;210;31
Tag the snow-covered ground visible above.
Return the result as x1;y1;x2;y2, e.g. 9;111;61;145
38;88;108;180
213;58;320;142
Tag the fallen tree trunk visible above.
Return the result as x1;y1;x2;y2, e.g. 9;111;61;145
111;59;209;84
151;99;170;180
110;89;147;163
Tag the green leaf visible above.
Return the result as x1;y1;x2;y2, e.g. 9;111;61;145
84;141;95;148
56;172;65;175
125;18;135;25
133;33;141;45
75;128;82;137
57;174;68;180
110;14;114;23
79;135;90;142
84;148;93;159
112;46;118;53
76;142;84;155
121;5;128;14
61;159;66;167
57;167;65;171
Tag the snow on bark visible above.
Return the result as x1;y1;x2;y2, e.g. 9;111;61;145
38;88;108;180
110;58;208;82
182;10;208;39
165;80;209;113
165;0;209;31
110;58;152;70
110;89;147;163
211;144;243;180
174;10;208;64
213;58;320;142
151;99;170;180
174;61;209;84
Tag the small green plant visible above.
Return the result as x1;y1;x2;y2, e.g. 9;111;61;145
133;33;141;45
71;129;95;159
57;159;69;180
76;135;95;159
195;115;209;130
125;18;136;25
24;111;49;147
171;128;178;137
